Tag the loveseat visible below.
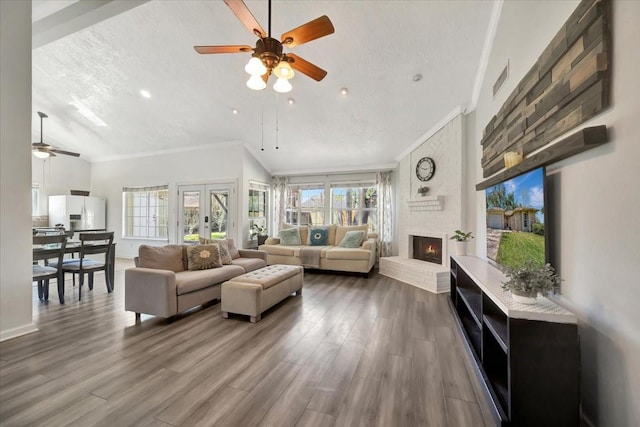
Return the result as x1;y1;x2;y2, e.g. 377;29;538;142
125;239;267;319
259;224;377;274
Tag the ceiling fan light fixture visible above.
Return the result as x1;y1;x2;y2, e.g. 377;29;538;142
33;149;50;159
273;78;292;93
247;74;267;91
245;57;267;76
273;61;295;80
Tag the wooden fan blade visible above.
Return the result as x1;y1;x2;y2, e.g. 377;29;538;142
281;15;334;48
50;148;80;157
223;0;266;38
286;54;327;81
194;45;252;54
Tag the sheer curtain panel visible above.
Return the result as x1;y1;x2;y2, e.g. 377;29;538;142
272;176;288;236
376;171;393;257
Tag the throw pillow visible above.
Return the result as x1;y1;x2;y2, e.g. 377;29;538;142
186;244;222;270
282;223;309;245
138;244;185;273
338;230;366;248
335;225;369;247
309;227;328;246
214;239;233;265
279;227;302;245
226;238;240;259
200;237;240;260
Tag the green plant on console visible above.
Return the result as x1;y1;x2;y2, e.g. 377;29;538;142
501;260;562;296
250;224;267;239
450;229;474;242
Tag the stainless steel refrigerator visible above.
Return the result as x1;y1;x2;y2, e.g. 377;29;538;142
48;195;106;232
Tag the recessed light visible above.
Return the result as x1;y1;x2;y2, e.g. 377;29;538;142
232;108;239;115
340;88;348;95
140;89;151;98
287;98;295;105
413;74;423;82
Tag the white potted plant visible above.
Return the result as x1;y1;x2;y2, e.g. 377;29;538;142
450;229;473;256
501;260;561;304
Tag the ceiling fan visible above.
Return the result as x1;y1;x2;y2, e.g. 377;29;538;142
32;111;80;159
194;0;335;92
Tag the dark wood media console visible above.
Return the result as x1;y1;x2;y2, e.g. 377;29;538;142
449;256;580;426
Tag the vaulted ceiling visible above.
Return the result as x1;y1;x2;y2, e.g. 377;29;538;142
31;0;496;175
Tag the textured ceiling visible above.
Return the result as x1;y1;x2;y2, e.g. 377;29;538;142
31;0;495;175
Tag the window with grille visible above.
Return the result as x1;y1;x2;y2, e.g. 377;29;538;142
283;180;377;232
122;185;169;239
249;181;269;237
285;184;325;226
330;183;377;231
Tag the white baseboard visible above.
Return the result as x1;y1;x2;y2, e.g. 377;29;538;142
0;323;38;342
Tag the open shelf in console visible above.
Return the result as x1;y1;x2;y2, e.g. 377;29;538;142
482;293;508;352
449;255;580;427
454;263;482;326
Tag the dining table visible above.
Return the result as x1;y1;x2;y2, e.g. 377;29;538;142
33;240;116;303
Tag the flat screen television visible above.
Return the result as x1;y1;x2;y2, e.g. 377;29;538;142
485;166;547;271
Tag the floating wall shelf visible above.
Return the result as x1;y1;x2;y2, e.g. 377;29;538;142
476;125;607;191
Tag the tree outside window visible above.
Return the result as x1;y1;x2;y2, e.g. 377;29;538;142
285;185;324;226
331;185;377;231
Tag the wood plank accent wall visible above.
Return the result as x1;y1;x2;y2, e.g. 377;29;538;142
476;126;607;191
480;0;610;178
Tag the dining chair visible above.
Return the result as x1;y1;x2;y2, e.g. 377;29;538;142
32;234;67;303
59;230;79;287
52;232;114;301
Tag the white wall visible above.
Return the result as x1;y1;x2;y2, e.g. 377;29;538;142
90;143;258;257
32;155;92;216
0;1;36;341
471;1;640;425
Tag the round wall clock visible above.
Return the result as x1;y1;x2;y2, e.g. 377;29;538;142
416;157;436;181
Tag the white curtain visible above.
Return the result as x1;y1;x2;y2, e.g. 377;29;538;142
272;176;288;236
376;170;393;257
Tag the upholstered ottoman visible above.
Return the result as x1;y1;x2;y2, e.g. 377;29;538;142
221;264;303;322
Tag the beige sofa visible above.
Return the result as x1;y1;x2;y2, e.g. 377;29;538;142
125;240;267;320
259;224;377;274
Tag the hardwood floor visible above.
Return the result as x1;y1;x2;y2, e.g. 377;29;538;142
0;259;489;426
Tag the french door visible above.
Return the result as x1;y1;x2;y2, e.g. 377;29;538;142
178;183;236;244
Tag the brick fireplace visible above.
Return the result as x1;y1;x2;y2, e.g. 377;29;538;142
379;112;464;294
412;235;443;265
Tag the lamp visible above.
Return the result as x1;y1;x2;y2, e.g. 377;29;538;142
246;74;267;91
33;149;50;159
273;61;295;80
245;57;267;76
245;51;295;92
273;77;292;93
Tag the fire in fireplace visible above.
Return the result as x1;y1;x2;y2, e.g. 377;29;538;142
412;236;443;265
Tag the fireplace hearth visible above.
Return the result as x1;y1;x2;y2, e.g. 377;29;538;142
412;236;443;265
